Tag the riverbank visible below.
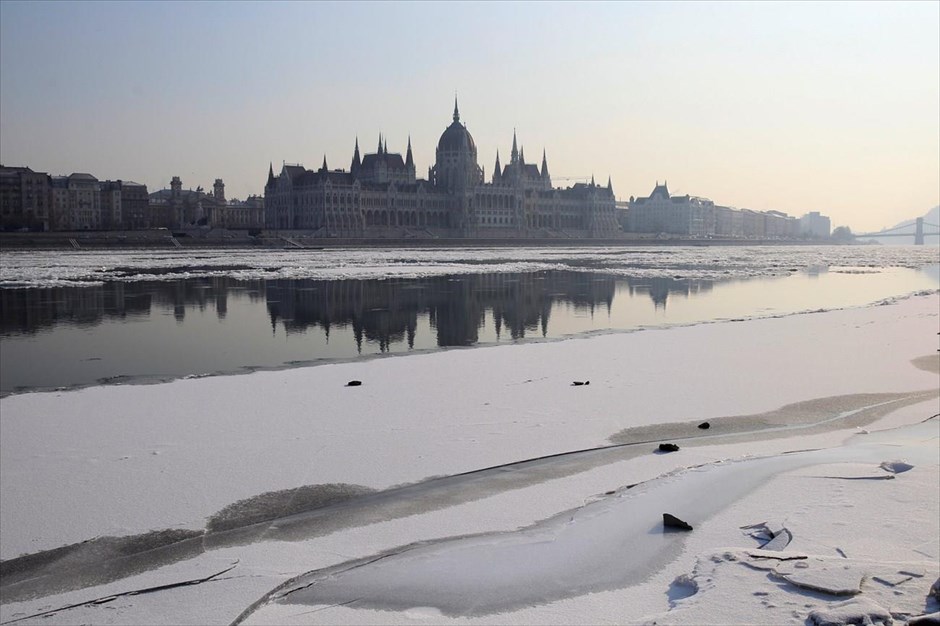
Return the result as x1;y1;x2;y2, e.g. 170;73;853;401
1;293;937;624
0;229;848;250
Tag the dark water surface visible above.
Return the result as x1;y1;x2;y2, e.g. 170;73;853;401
1;266;937;395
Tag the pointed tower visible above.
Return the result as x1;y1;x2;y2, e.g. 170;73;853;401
591;174;595;187
321;155;328;172
377;133;383;154
351;137;361;176
519;146;525;166
493;150;502;183
510;129;519;164
266;162;275;188
607;176;613;196
540;149;551;188
453;94;460;123
405;135;416;183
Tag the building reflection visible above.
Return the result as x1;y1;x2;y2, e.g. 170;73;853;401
0;278;266;336
0;272;720;349
264;272;622;349
622;276;717;309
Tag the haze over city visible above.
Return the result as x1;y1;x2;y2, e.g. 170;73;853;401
1;0;938;233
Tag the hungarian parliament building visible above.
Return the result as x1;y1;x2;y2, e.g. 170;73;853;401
264;101;621;238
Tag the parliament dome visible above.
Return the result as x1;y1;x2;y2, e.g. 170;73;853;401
437;100;476;154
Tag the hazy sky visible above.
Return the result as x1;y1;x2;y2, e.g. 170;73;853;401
1;1;937;232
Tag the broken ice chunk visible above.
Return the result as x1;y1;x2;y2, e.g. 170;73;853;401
775;560;867;596
761;528;793;552
808;597;892;626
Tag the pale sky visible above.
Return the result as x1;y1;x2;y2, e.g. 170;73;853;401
1;0;937;232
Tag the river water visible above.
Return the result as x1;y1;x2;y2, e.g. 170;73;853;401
1;245;937;395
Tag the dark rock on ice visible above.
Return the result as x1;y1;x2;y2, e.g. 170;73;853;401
346;380;362;387
658;443;680;453
663;513;693;531
698;421;710;429
571;381;590;386
879;459;914;474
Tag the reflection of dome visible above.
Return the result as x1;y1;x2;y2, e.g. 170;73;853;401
437;99;476;154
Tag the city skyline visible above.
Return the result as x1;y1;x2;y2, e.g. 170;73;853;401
1;1;938;233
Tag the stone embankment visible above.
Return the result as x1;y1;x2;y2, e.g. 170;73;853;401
0;230;832;250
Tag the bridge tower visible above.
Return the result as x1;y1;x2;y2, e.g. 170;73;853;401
915;217;924;246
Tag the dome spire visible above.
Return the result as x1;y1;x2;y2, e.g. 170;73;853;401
453;93;460;123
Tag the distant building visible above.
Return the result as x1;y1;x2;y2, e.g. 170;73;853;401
225;195;265;229
626;182;716;236
0;166;51;231
50;173;102;230
625;181;799;239
765;210;798;239
149;176;263;230
99;180;149;230
3;165;155;232
800;211;831;238
264;99;621;238
714;205;743;237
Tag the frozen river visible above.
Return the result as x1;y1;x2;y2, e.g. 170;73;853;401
1;244;937;394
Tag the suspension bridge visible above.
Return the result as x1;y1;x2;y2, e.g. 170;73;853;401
855;217;940;245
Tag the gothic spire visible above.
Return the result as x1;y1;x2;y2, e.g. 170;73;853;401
405;135;414;168
591;174;595;186
321;155;328;171
377;133;383;154
607;175;613;195
351;137;361;172
519;146;525;165
267;162;275;186
494;150;501;181
511;129;518;164
453;94;460;123
541;149;549;179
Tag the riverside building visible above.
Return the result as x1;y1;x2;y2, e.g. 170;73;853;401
625;181;806;240
263;100;621;238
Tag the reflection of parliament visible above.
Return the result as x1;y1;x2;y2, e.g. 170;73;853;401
1;273;710;351
264;99;620;238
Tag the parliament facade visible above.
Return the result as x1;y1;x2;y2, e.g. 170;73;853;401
264;101;621;238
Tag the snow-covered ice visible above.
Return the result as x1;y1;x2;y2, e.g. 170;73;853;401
0;292;937;625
